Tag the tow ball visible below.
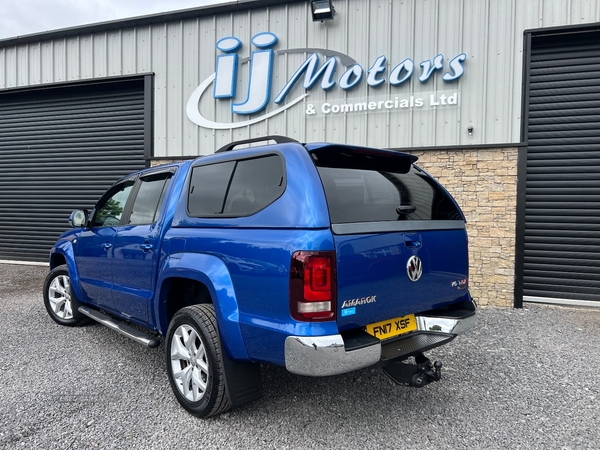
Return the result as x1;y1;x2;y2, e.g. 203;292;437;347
382;354;443;387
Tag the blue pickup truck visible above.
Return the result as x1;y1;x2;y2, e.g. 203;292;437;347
43;136;476;417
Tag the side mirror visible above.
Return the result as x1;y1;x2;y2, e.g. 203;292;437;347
69;210;88;228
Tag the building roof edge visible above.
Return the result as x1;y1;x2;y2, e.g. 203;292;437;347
0;0;307;47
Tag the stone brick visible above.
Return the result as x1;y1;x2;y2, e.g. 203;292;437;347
489;227;506;237
409;147;518;307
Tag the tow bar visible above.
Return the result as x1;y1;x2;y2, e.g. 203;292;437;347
382;354;442;387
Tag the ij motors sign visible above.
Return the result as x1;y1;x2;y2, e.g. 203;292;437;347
186;32;466;130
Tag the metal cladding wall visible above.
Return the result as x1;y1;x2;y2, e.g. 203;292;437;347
0;77;150;262
1;0;600;158
519;29;600;305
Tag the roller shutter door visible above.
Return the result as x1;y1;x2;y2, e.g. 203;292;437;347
0;78;150;263
523;30;600;305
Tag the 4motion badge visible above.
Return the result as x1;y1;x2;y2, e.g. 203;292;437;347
406;255;423;282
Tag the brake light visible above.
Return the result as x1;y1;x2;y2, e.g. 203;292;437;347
290;251;336;321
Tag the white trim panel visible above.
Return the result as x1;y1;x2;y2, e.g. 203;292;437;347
0;260;48;267
524;296;600;309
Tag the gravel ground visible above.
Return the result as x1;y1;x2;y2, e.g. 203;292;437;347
1;263;599;449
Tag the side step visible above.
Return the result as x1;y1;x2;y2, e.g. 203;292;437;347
78;306;160;348
380;331;455;362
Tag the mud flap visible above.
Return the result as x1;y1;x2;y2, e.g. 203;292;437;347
220;341;263;409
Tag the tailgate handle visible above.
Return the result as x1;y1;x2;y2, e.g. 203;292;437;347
405;240;421;248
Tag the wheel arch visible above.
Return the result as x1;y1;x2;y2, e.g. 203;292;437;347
48;241;87;303
156;252;249;361
49;252;67;269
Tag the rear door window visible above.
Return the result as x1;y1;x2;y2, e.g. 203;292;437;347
128;173;173;225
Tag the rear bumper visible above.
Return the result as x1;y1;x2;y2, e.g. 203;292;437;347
284;300;476;376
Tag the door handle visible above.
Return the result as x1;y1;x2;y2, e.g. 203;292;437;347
101;242;112;250
140;243;153;252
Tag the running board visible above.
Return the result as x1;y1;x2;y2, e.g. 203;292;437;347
78;306;160;348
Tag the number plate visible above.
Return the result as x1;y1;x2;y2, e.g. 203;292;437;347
365;314;417;340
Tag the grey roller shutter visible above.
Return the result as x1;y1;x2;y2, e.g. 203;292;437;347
0;78;150;263
522;30;600;304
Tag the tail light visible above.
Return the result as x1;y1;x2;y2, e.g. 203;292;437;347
290;251;336;321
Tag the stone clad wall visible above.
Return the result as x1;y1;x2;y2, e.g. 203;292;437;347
408;148;518;307
152;160;180;167
153;147;518;307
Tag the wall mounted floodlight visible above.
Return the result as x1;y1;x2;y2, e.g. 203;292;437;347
311;0;335;22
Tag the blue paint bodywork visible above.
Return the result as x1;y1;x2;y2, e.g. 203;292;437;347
48;141;472;368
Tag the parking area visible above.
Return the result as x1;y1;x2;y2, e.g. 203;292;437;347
1;263;599;449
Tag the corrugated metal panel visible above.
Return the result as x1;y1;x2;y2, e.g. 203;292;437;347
41;41;53;83
1;0;600;155
53;39;66;82
166;21;184;158
523;30;600;303
484;0;513;144
27;43;41;85
435;0;463;147
387;0;415;148
0;78;148;262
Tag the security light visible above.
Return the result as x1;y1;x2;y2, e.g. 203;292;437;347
311;0;335;22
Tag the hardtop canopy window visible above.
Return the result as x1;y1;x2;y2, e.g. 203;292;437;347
312;148;462;224
187;154;285;217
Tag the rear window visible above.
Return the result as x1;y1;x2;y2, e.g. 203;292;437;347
316;162;462;224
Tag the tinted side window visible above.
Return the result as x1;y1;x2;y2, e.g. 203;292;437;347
224;155;285;215
188;161;236;216
92;181;135;227
317;166;462;224
187;155;285;217
129;173;172;225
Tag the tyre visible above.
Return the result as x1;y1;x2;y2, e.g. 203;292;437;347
43;264;89;326
165;304;231;417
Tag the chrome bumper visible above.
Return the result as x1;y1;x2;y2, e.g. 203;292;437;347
284;308;477;376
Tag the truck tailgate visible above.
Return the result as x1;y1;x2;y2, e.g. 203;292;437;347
334;228;469;331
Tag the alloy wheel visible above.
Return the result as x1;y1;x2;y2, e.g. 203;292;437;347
48;275;74;320
170;324;210;402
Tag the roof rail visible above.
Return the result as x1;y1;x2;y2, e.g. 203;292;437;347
215;135;300;153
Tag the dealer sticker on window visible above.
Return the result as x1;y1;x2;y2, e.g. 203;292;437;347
365;314;417;340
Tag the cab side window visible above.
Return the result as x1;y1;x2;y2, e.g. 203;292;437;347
91;181;135;227
129;173;173;225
